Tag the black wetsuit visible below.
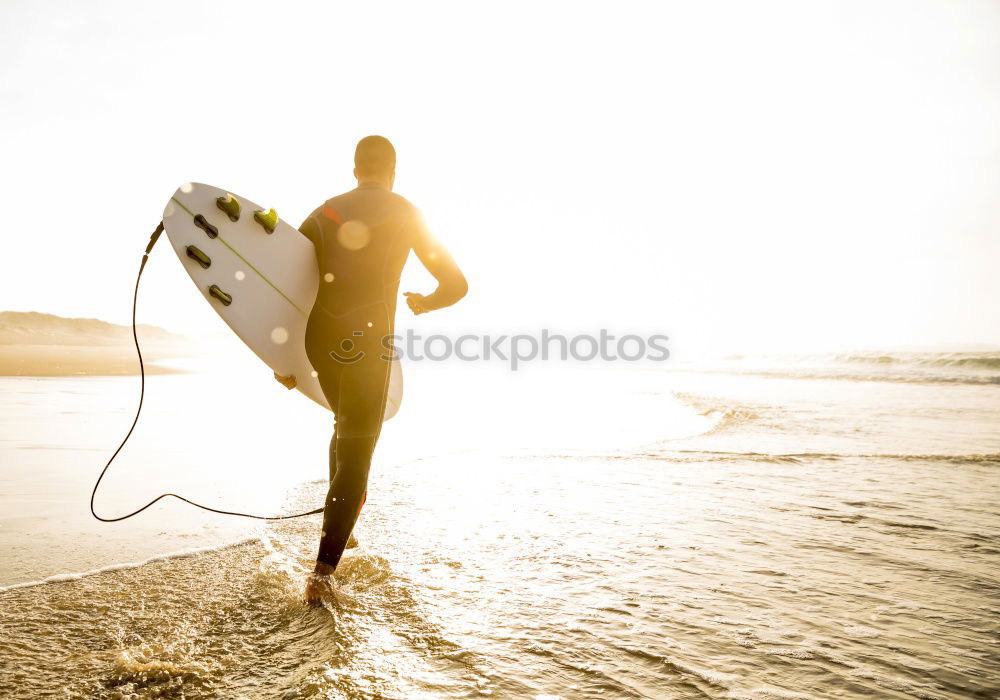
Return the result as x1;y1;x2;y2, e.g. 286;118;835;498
299;182;432;569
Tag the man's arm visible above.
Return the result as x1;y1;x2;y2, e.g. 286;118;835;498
273;211;323;389
405;211;468;315
299;210;322;249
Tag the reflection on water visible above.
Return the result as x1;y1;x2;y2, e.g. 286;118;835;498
0;356;998;698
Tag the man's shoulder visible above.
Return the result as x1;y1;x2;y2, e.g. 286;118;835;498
326;187;415;206
326;189;421;221
388;191;421;216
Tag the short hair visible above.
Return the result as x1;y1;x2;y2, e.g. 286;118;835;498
354;135;396;178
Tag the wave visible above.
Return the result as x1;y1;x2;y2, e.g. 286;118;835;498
0;536;260;594
672;392;761;431
837;354;899;365
703;367;1000;386
629;449;1000;466
677;351;1000;385
706;407;759;432
836;352;1000;371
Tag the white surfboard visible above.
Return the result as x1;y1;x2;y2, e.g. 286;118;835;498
161;182;403;419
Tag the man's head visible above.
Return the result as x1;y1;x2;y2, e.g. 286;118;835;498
354;135;396;188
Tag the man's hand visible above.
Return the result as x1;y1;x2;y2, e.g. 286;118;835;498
404;291;430;315
274;371;297;390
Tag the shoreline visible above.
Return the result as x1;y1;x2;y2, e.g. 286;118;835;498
0;536;262;593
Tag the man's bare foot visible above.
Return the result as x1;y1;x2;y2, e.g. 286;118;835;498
304;561;336;606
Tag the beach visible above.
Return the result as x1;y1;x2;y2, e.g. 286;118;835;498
1;352;997;698
0;312;187;377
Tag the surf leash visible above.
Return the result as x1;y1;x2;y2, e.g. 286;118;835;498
90;221;324;522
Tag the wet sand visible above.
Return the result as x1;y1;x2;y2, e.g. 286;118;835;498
0;344;183;376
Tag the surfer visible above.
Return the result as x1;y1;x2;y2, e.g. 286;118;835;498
275;136;468;605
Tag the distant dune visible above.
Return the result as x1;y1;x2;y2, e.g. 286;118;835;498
0;311;190;376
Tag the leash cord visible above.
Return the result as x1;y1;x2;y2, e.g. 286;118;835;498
90;221;323;522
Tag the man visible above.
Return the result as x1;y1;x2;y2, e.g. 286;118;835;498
276;136;468;604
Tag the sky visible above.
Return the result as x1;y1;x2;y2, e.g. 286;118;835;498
1;0;998;357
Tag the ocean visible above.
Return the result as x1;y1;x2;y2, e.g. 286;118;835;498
1;350;998;699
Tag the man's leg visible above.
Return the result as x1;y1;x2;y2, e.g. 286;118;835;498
327;426;363;549
316;434;376;569
328;427;337;482
313;356;389;577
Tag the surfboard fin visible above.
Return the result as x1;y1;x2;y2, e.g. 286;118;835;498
193;214;219;239
216;193;241;222
208;284;233;306
185;245;212;269
254;208;278;234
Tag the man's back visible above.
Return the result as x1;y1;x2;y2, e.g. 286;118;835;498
299;182;426;322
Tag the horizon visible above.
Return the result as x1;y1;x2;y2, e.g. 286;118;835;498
3;308;999;359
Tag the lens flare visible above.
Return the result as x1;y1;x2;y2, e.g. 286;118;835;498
270;327;289;345
337;220;370;251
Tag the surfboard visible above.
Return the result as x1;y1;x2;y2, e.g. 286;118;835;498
161;182;403;419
